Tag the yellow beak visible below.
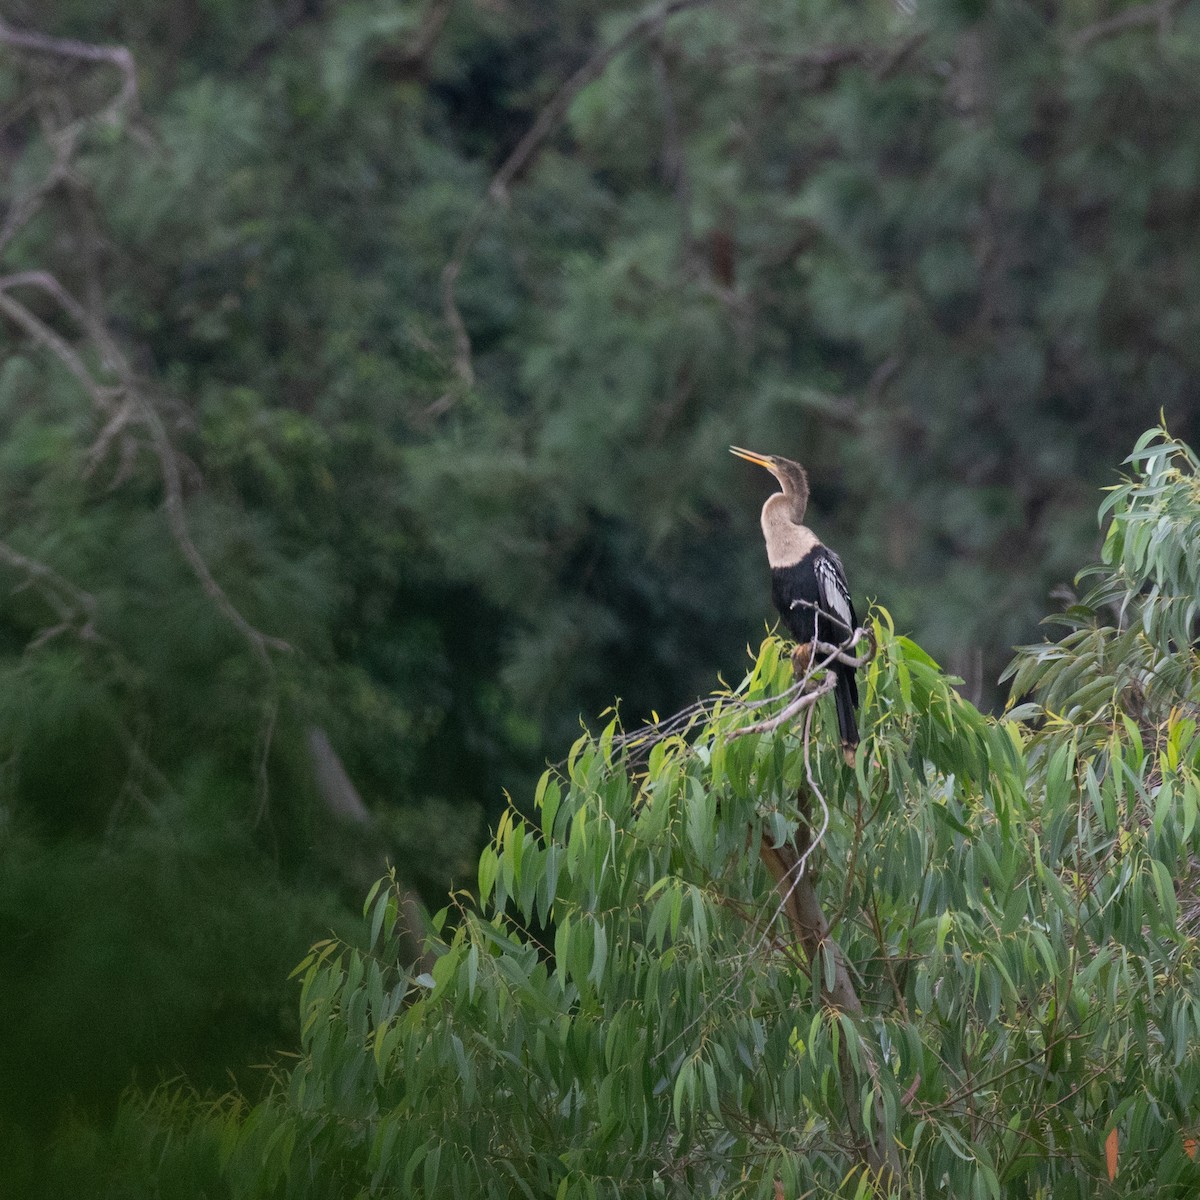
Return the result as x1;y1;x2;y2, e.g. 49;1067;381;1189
729;446;775;472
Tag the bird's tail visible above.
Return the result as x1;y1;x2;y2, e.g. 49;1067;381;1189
834;665;859;767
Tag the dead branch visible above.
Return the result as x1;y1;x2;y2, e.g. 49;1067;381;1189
374;0;455;76
729;669;836;739
0;270;290;664
0;271;286;824
1071;0;1183;47
0;289;118;413
0;539;99;643
0;542;177;823
610;624;873;766
141;395;293;662
0;114;78;258
0;19;137;126
0;21;138;257
440;0;720;386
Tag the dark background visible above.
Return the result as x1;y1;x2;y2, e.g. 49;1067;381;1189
2;0;1198;1158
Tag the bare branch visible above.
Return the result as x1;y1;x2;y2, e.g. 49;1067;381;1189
0;117;78;257
729;670;836;739
0;269;291;662
0;27;289;824
0;21;140;255
0;19;137;125
728;627;871;740
0;539;99;642
0;288;119;412
1071;0;1183;46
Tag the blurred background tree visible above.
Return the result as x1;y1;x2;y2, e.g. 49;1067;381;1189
2;0;1200;1175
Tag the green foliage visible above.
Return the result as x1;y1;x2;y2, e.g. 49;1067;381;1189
9;0;1200;1177
95;429;1200;1196
1006;427;1200;734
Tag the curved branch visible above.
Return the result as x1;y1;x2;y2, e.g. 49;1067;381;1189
0;270;290;662
0;19;137;125
0;539;99;644
1071;0;1182;47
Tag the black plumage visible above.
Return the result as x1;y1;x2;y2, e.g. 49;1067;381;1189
731;447;861;764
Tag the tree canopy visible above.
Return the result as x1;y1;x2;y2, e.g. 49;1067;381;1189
5;0;1200;1188
28;426;1200;1197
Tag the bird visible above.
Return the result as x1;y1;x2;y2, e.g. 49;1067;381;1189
730;446;860;765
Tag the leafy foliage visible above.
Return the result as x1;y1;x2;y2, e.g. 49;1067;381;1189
8;0;1200;1175
1006;427;1200;738
73;428;1200;1197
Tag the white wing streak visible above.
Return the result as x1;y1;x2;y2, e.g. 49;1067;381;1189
814;553;854;636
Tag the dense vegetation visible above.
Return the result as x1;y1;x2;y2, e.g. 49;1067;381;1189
34;429;1200;1196
4;0;1200;1190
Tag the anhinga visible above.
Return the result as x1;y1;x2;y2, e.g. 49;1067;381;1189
731;447;860;765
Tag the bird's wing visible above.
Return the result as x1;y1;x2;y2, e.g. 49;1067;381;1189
813;549;857;640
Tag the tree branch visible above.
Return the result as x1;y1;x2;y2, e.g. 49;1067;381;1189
0;539;99;643
1071;0;1183;47
759;784;902;1183
0;19;137;125
0;263;287;822
0;270;290;660
745;627;898;1182
374;0;455;75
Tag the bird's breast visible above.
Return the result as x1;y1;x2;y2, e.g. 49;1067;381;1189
762;522;818;569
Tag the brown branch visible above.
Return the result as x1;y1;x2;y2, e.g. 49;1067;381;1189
374;0;455;76
748;626;899;1184
440;0;720;386
0;19;137;125
758;789;901;1183
1071;0;1183;46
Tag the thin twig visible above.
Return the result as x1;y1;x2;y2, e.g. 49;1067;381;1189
0;539;99;639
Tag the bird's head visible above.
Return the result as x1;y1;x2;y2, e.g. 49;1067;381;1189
730;446;809;523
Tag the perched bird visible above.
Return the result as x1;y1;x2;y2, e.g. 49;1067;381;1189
731;447;860;765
